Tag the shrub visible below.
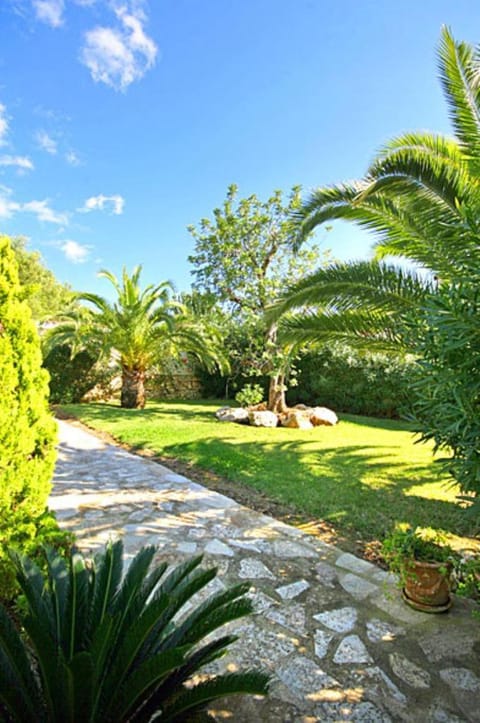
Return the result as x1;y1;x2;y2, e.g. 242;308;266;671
43;344;100;403
0;235;66;601
0;541;269;722
235;383;264;407
288;344;413;417
407;283;480;514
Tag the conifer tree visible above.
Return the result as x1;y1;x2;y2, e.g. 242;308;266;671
0;235;58;599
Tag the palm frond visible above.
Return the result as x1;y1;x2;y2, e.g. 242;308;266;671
438;26;480;170
271;260;430;320
278;308;406;353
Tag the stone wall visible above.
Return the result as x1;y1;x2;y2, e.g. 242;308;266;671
146;372;202;400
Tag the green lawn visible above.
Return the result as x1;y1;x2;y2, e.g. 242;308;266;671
61;400;478;549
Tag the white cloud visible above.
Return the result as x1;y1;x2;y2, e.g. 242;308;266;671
0;155;34;171
65;150;81;166
0;187;65;223
81;5;157;91
0;187;20;218
32;0;65;28
22;199;67;224
36;130;58;154
81;193;125;215
0;104;9;146
60;239;91;263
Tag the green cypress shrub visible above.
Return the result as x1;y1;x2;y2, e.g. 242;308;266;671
0;235;63;600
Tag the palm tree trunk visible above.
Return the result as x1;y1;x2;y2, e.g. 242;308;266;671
121;366;146;409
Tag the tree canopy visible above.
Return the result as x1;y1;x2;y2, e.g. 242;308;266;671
188;184;326;411
46;266;227;409
11;238;73;321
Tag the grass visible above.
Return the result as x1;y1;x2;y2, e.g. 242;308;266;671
61;399;479;550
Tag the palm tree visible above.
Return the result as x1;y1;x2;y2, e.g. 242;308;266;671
273;26;480;348
293;27;480;280
273;27;480;509
46;267;227;409
273;259;432;352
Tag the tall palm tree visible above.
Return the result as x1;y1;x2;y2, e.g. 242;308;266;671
273;27;480;509
275;26;480;347
293;27;480;279
46;267;227;409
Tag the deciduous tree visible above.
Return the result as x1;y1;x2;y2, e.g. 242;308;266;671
188;184;325;412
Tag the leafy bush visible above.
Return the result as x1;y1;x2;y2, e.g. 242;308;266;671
43;344;100;403
235;383;264;407
407;283;480;514
0;541;269;722
288;344;413;417
0;236;68;601
195;315;269;400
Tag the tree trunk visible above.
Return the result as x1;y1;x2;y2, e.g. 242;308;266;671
121;366;146;408
265;321;288;413
268;371;287;414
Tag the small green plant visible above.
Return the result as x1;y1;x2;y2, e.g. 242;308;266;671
454;555;480;601
0;541;269;722
235;383;264;407
381;525;454;584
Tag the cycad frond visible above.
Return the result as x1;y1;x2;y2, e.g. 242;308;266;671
0;605;44;722
0;544;268;722
159;671;270;722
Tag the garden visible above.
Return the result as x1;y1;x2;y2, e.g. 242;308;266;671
1;26;480;721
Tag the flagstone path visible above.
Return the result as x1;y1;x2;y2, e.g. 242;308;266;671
50;419;480;722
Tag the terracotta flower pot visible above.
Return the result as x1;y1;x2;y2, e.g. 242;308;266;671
402;559;452;613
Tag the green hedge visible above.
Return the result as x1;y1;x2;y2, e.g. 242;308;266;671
288;345;413;418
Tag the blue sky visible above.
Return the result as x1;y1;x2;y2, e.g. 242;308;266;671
0;0;478;297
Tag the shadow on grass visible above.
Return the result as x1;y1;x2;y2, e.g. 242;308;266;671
64;401;217;425
131;435;473;540
60;402;477;541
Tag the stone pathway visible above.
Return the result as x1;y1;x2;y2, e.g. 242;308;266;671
50;420;480;722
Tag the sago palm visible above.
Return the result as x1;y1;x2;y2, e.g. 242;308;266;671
45;266;227;409
0;541;269;722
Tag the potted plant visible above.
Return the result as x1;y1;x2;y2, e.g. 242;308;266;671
381;525;455;613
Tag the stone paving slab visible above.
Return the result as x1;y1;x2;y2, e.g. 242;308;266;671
50;420;480;722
